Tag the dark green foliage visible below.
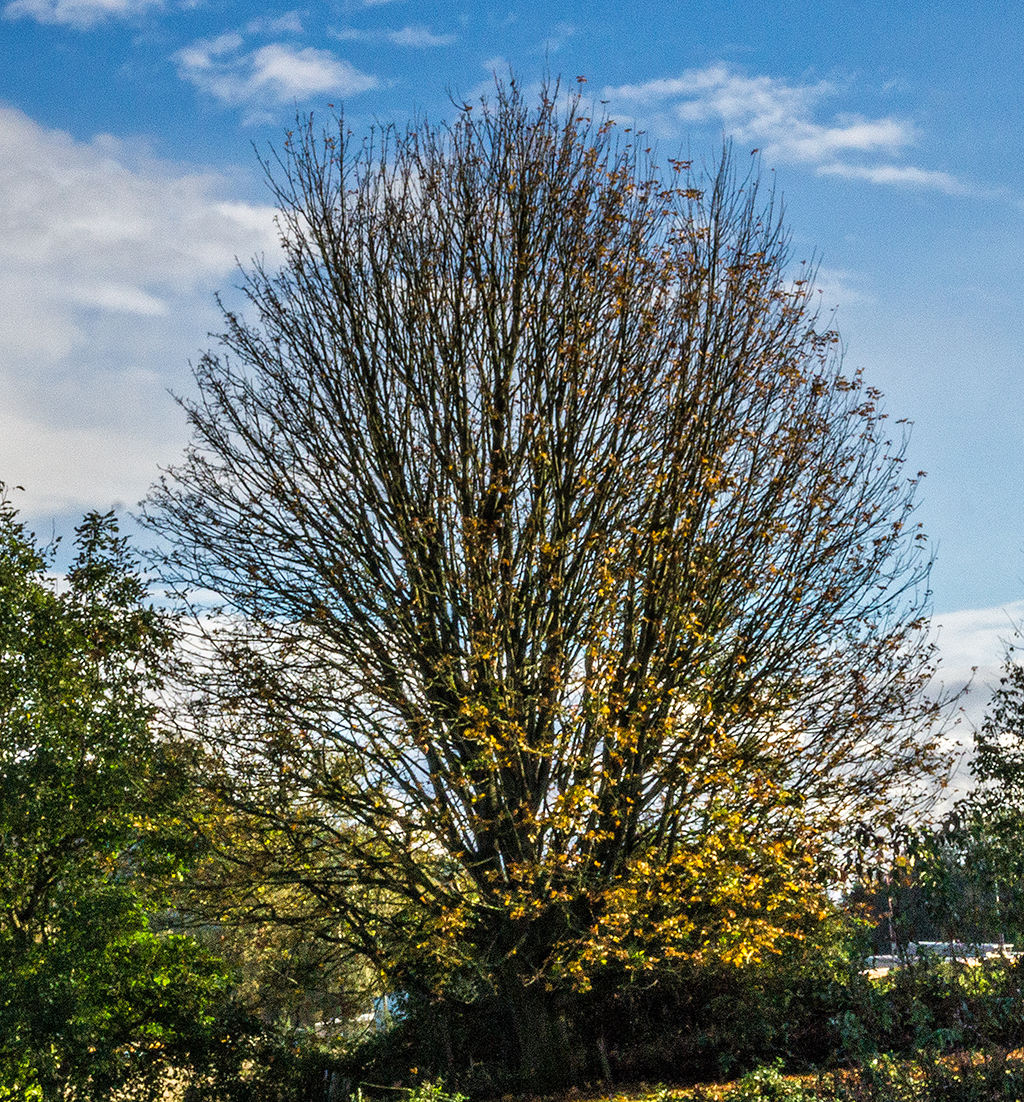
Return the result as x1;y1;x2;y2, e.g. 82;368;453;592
0;492;243;1097
0;489;363;1098
846;957;1024;1058
1;924;242;1099
727;955;1024;1097
181;1020;349;1102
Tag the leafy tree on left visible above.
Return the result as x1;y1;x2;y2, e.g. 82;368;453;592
0;489;236;1099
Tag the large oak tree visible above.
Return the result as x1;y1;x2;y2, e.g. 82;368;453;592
147;80;948;1084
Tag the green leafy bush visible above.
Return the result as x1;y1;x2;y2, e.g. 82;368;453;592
722;1059;817;1101
402;1079;468;1102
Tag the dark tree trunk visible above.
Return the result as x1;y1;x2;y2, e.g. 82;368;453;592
495;961;580;1088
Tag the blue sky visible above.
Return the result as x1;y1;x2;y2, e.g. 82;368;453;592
1;0;1022;722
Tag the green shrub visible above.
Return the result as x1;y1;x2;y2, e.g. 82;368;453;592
402;1079;468;1102
722;1059;818;1101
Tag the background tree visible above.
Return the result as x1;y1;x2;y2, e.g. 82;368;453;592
906;643;1024;949
171;770;377;1035
147;80;948;1085
0;491;240;1099
970;640;1024;819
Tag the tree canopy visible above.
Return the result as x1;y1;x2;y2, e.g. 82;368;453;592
146;80;948;1085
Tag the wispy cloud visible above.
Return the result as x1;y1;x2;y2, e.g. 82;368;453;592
175;34;377;121
388;24;454;46
539;21;575;54
0;106;279;516
3;0;159;27
245;11;303;36
605;65;970;194
816;162;973;196
332;24;455;47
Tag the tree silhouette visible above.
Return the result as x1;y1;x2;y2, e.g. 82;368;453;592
147;79;947;1084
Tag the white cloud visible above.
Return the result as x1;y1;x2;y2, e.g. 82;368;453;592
175;36;377;118
0;409;170;518
933;602;1023;685
605;65;968;194
3;0;159;27
0;107;276;316
387;25;454;47
332;24;454;47
0;106;280;518
816;162;974;196
245;10;303;35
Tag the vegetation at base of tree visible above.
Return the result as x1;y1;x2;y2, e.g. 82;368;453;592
345;954;1024;1097
337;946;1024;1092
618;1049;1024;1100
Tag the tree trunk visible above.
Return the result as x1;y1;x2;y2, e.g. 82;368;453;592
495;961;578;1088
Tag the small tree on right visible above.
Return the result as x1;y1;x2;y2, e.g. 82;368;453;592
897;645;1024;949
972;644;1024;814
953;646;1024;943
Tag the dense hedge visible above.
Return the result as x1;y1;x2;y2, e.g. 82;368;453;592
341;946;1024;1094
